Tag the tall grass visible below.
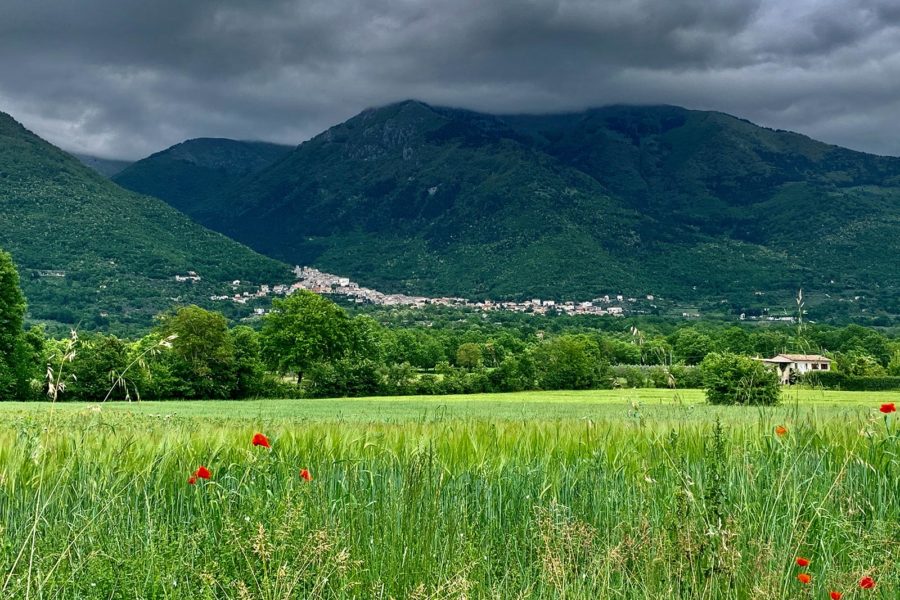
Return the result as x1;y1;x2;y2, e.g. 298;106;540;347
0;402;896;598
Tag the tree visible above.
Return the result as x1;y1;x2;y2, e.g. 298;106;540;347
534;335;609;390
0;249;32;399
699;352;780;406
455;342;483;370
158;305;236;399
69;334;129;400
304;357;380;398
671;328;714;365
230;326;266;398
261;291;352;384
834;350;885;377
887;349;900;376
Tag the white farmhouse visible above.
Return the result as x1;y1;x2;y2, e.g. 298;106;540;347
762;354;832;384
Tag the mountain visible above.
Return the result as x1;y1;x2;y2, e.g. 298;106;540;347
0;111;292;333
74;153;132;177
112;138;292;217
115;101;900;319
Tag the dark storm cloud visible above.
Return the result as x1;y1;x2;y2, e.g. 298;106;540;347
2;0;899;158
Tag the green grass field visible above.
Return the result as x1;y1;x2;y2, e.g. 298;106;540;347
1;390;897;598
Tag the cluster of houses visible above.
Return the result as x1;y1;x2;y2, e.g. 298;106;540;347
284;267;633;316
200;266;636;317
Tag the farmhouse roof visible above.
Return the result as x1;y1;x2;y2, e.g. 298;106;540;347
764;354;831;363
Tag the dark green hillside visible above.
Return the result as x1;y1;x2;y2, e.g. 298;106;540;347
113;138;291;217
0;112;292;333
205;101;649;299
115;101;900;318
505;106;900;294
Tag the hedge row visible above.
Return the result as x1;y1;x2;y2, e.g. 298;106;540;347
800;371;900;391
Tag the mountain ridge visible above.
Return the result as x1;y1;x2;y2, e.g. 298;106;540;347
112;101;900;320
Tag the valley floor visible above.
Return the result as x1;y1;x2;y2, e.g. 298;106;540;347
1;387;892;421
1;390;897;598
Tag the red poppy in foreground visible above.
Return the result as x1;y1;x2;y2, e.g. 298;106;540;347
797;573;811;584
187;476;197;485
194;465;211;480
859;576;875;589
880;402;896;414
775;425;788;436
300;469;312;482
830;592;842;599
796;557;810;567
252;433;271;448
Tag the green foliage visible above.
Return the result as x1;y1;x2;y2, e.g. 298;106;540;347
0;112;292;334
533;334;610;390
671;328;714;365
888;350;900;376
229;326;267;398
454;342;483;369
489;354;537;392
157;306;236;399
112;138;291;217
304;357;381;398
833;350;886;376
67;334;130;400
699;352;780;405
800;371;900;391
0;249;40;399
260;291;353;383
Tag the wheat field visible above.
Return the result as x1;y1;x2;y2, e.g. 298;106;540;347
1;390;897;598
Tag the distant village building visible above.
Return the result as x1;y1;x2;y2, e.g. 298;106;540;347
762;354;832;384
175;271;201;282
36;269;66;278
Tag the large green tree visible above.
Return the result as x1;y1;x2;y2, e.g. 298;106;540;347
534;335;609;390
0;249;31;399
158;305;236;399
261;291;352;384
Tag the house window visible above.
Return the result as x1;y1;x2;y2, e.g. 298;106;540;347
812;363;819;370
821;363;829;371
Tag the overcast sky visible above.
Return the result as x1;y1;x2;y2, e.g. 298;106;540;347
2;0;900;159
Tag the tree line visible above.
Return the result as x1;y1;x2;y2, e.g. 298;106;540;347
2;248;900;401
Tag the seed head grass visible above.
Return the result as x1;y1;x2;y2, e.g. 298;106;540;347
0;390;896;598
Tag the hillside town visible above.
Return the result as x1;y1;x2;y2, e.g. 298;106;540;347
205;266;636;316
185;266;816;322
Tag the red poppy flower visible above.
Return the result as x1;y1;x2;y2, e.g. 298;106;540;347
252;433;271;448
830;592;842;600
880;403;896;414
859;576;875;589
797;573;811;584
188;476;197;485
775;425;788;436
796;557;810;567
300;468;312;482
194;465;211;480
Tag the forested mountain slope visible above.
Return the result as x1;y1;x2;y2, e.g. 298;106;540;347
115;101;900;317
0;111;292;332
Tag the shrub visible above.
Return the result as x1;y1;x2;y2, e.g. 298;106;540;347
611;365;649;388
378;362;418;396
699;352;780;406
800;372;900;391
304;358;381;398
670;365;704;389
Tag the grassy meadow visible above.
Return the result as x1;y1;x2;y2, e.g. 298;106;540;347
1;389;897;598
